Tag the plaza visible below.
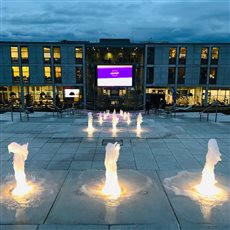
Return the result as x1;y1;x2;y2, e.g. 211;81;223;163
0;111;229;230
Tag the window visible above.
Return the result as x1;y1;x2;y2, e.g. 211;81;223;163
199;67;208;84
75;47;83;64
22;66;30;83
169;48;177;64
178;67;185;84
168;67;176;84
53;46;61;64
11;46;19;63
211;47;219;65
43;47;51;64
147;47;154;64
44;66;52;82
201;47;209;65
209;68;217;84
12;66;20;82
76;67;83;84
54;66;62;83
21;47;29;63
146;67;154;84
179;47;186;65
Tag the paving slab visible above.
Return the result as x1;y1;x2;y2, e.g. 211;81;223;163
0;170;67;224
45;170;178;227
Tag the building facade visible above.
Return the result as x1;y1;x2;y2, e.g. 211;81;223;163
0;39;229;110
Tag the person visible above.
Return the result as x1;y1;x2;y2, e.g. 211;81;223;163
55;94;61;107
145;100;150;115
25;93;34;113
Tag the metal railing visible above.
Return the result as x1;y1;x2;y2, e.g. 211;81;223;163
200;101;219;122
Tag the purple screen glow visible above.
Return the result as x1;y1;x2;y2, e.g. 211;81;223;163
97;65;133;87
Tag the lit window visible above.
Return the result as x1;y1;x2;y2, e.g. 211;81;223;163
22;66;29;82
55;66;62;83
12;66;20;81
75;47;83;63
53;47;61;64
179;47;186;64
44;66;51;81
43;47;51;63
169;48;176;64
11;46;19;63
211;47;219;65
209;68;217;84
201;48;209;64
21;47;29;63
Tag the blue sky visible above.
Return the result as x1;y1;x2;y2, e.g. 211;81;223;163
0;0;230;42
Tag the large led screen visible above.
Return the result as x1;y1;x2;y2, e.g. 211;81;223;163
97;65;133;87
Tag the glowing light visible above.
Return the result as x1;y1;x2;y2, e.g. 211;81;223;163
112;113;119;132
98;112;103;125
102;142;121;199
194;139;222;197
87;112;94;132
127;112;131;125
136;113;143;132
8;142;32;196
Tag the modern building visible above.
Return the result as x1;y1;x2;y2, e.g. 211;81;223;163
0;39;229;110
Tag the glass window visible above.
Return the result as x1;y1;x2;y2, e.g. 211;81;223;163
179;47;186;65
199;67;208;84
43;47;51;64
168;67;176;84
11;46;19;63
75;47;83;64
147;47;154;64
201;47;209;65
146;67;154;84
54;66;62;83
53;46;61;64
21;47;29;63
211;47;219;65
22;66;30;82
169;48;177;64
76;67;83;84
44;66;52;82
209;67;217;84
178;67;185;84
12;66;20;82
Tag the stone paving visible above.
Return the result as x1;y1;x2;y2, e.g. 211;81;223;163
0;111;229;230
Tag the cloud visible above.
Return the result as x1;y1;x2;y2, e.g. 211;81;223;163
1;0;229;42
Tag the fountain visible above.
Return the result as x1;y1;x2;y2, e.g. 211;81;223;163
103;111;107;120
112;113;119;132
164;138;229;220
98;112;103;125
102;143;121;199
8;142;32;196
194;139;222;196
87;112;94;132
136;113;143;132
123;112;127;120
127;112;131;125
120;110;123;117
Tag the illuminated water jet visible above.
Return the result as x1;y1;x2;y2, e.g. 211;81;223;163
123;112;127;120
127;112;131;125
136;113;143;133
8;142;32;196
87;112;94;132
102;142;121;199
98;112;103;125
120;109;123;117
112;113;119;132
103;111;107;120
194;139;222;197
